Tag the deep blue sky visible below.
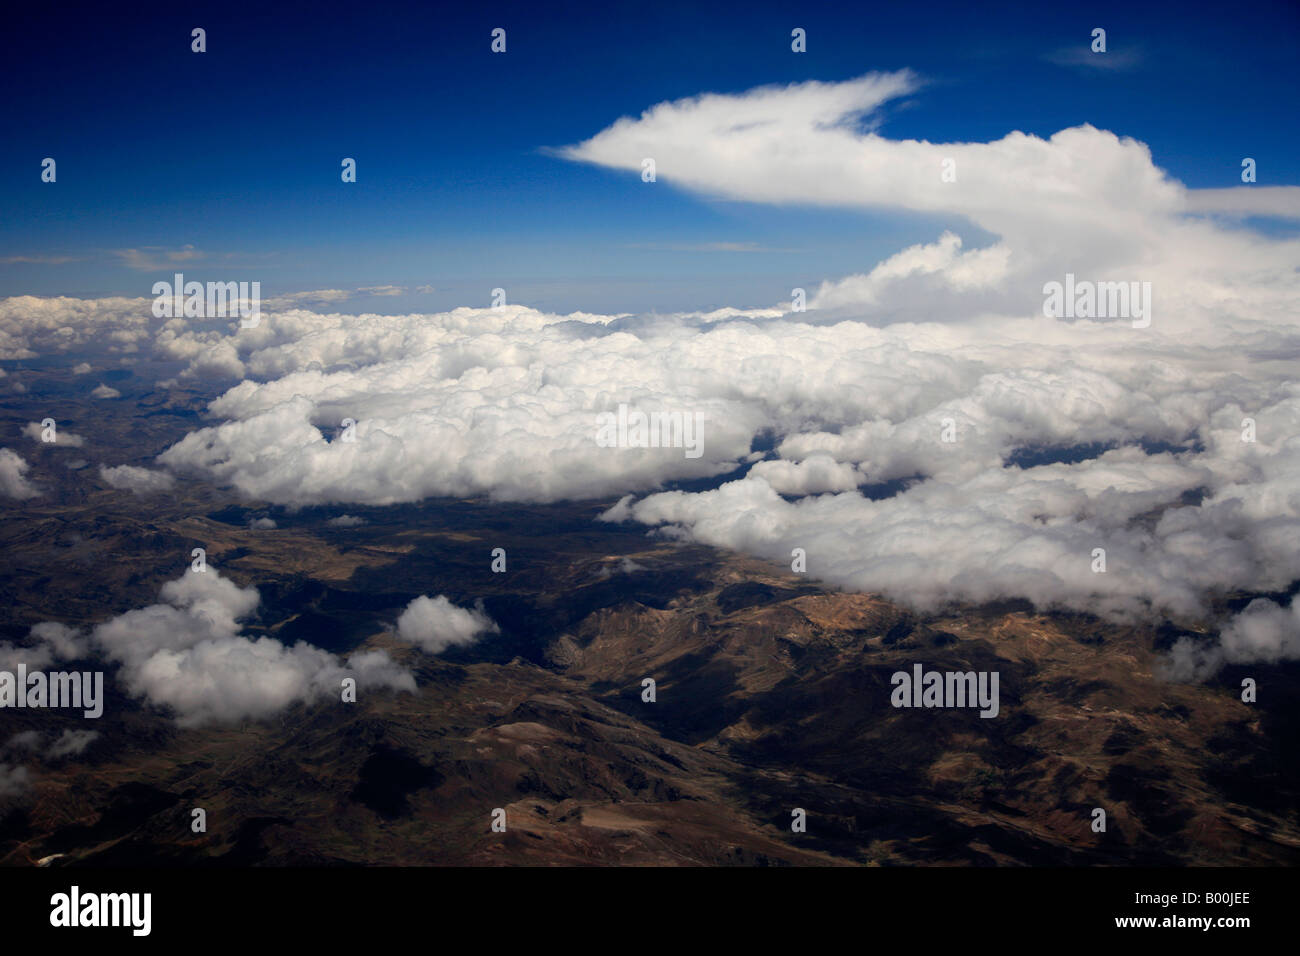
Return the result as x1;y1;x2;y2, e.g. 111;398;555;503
2;0;1296;312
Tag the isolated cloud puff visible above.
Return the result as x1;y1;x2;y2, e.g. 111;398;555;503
46;729;99;760
63;568;416;727
1163;596;1300;681
99;464;176;494
395;595;499;653
90;383;121;399
0;448;39;499
327;514;366;527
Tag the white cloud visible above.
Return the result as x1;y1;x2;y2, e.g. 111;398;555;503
0;623;87;672
0;448;39;499
395;595;499;653
46;729;99;760
91;383;121;399
263;289;354;310
748;453;862;496
68;568;416;727
327;514;366;527
143;296;1300;628
0;296;155;360
1183;186;1300;220
99;464;176;495
72;362;92;375
559;73;1300;327
29;622;89;660
1163;596;1300;681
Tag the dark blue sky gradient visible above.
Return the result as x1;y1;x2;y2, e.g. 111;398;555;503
2;0;1296;311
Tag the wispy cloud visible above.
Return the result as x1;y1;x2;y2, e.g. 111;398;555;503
1045;46;1143;71
262;286;410;309
627;241;790;253
113;244;206;271
0;255;82;265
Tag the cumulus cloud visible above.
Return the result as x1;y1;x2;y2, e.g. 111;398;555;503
327;514;366;527
90;383;121;399
0;448;39;499
46;568;418;727
1163;597;1300;682
248;516;277;529
98;464;176;494
748;453;863;496
559;73;1300;328
154;307;765;503
0;295;154;360
72;362;92;375
395;595;499;653
144;297;1300;625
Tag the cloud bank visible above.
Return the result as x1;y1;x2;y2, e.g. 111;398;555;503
3;74;1298;680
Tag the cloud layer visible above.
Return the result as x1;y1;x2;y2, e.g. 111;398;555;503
3;73;1298;680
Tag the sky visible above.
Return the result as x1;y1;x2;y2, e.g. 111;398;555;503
2;0;1298;313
